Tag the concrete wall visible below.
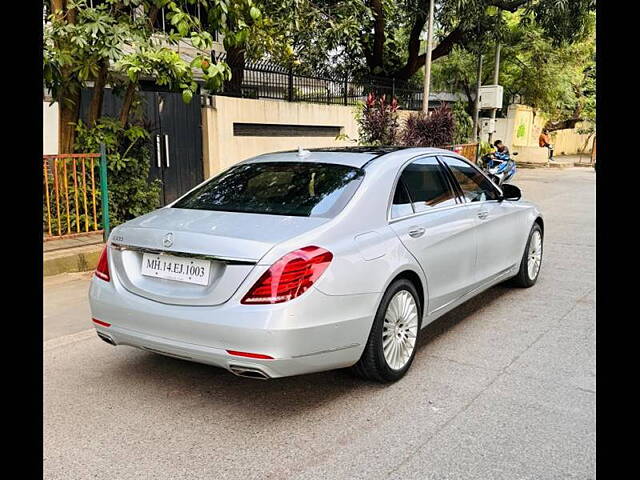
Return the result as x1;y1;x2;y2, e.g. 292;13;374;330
202;96;362;178
552;124;595;156
43;101;59;155
493;104;594;163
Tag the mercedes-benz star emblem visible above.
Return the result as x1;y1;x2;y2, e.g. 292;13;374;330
163;232;174;248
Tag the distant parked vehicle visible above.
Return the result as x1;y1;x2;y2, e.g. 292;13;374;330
89;147;544;382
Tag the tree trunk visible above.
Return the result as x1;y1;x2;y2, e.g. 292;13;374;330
58;90;80;154
394;0;429;80
369;0;385;72
52;0;79;153
224;46;245;96
119;82;137;128
88;61;108;127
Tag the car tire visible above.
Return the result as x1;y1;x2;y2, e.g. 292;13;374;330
351;279;421;383
509;223;543;288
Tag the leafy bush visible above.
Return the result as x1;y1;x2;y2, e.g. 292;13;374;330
478;140;494;157
74;118;161;227
356;93;400;146
452;101;473;144
401;103;455;147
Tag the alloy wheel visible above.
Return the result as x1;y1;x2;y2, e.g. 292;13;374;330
382;290;419;370
527;230;542;280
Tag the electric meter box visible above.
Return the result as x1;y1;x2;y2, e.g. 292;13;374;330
479;85;504;110
480;118;496;136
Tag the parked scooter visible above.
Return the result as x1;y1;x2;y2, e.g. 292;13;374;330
481;149;518;186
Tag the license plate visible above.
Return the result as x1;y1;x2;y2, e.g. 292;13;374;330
141;253;211;286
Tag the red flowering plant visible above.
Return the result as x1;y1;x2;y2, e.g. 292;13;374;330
357;93;400;146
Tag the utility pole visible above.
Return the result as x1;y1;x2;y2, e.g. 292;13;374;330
487;43;501;144
421;0;435;113
472;52;483;143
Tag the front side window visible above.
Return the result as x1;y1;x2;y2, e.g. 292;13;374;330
392;157;457;216
173;161;365;218
442;157;500;202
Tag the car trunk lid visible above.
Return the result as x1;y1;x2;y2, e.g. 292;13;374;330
110;208;329;306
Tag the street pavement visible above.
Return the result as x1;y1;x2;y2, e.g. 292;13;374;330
44;167;596;480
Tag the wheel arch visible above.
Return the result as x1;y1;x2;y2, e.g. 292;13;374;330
387;269;427;320
534;216;544;236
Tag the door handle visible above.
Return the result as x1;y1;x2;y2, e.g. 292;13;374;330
164;134;170;168
155;135;162;168
477;210;489;220
408;226;426;238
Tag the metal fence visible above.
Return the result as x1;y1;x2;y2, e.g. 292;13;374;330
213;53;424;110
43;149;110;241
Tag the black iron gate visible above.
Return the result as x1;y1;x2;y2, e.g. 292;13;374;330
80;87;204;206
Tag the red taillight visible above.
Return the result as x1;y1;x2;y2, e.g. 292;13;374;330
94;245;110;282
241;246;333;304
226;350;274;360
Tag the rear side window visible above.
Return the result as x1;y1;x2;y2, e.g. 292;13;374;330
391;181;414;218
173;162;365;218
393;157;457;216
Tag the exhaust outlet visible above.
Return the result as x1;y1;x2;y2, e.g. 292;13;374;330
97;332;116;346
229;365;270;380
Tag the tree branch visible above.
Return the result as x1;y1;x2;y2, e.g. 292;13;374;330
544;117;584;132
393;25;465;80
486;0;530;13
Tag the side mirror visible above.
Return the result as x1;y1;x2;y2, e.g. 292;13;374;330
500;183;521;201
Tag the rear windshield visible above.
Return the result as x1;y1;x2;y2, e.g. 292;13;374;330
172;161;365;218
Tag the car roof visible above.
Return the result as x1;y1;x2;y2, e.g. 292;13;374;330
242;146;454;169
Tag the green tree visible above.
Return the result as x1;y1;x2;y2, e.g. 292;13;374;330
44;0;266;153
256;0;595;80
430;10;595;131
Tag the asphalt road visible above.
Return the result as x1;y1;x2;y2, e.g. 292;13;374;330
44;167;596;480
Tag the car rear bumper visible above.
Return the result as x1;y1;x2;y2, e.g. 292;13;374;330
88;276;379;378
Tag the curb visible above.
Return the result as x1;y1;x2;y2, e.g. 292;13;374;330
517;161;573;169
44;244;104;277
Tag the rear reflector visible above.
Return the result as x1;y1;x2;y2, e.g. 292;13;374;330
241;246;333;304
226;350;274;360
94;245;110;282
92;318;111;327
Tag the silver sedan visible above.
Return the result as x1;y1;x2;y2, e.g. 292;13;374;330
89;147;544;382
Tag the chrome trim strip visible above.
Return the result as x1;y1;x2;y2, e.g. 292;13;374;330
110;242;258;265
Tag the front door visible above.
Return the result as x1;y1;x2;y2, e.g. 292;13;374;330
440;155;522;284
389;155;478;315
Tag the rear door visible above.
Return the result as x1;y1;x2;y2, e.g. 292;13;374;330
439;155;523;284
389;156;478;315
